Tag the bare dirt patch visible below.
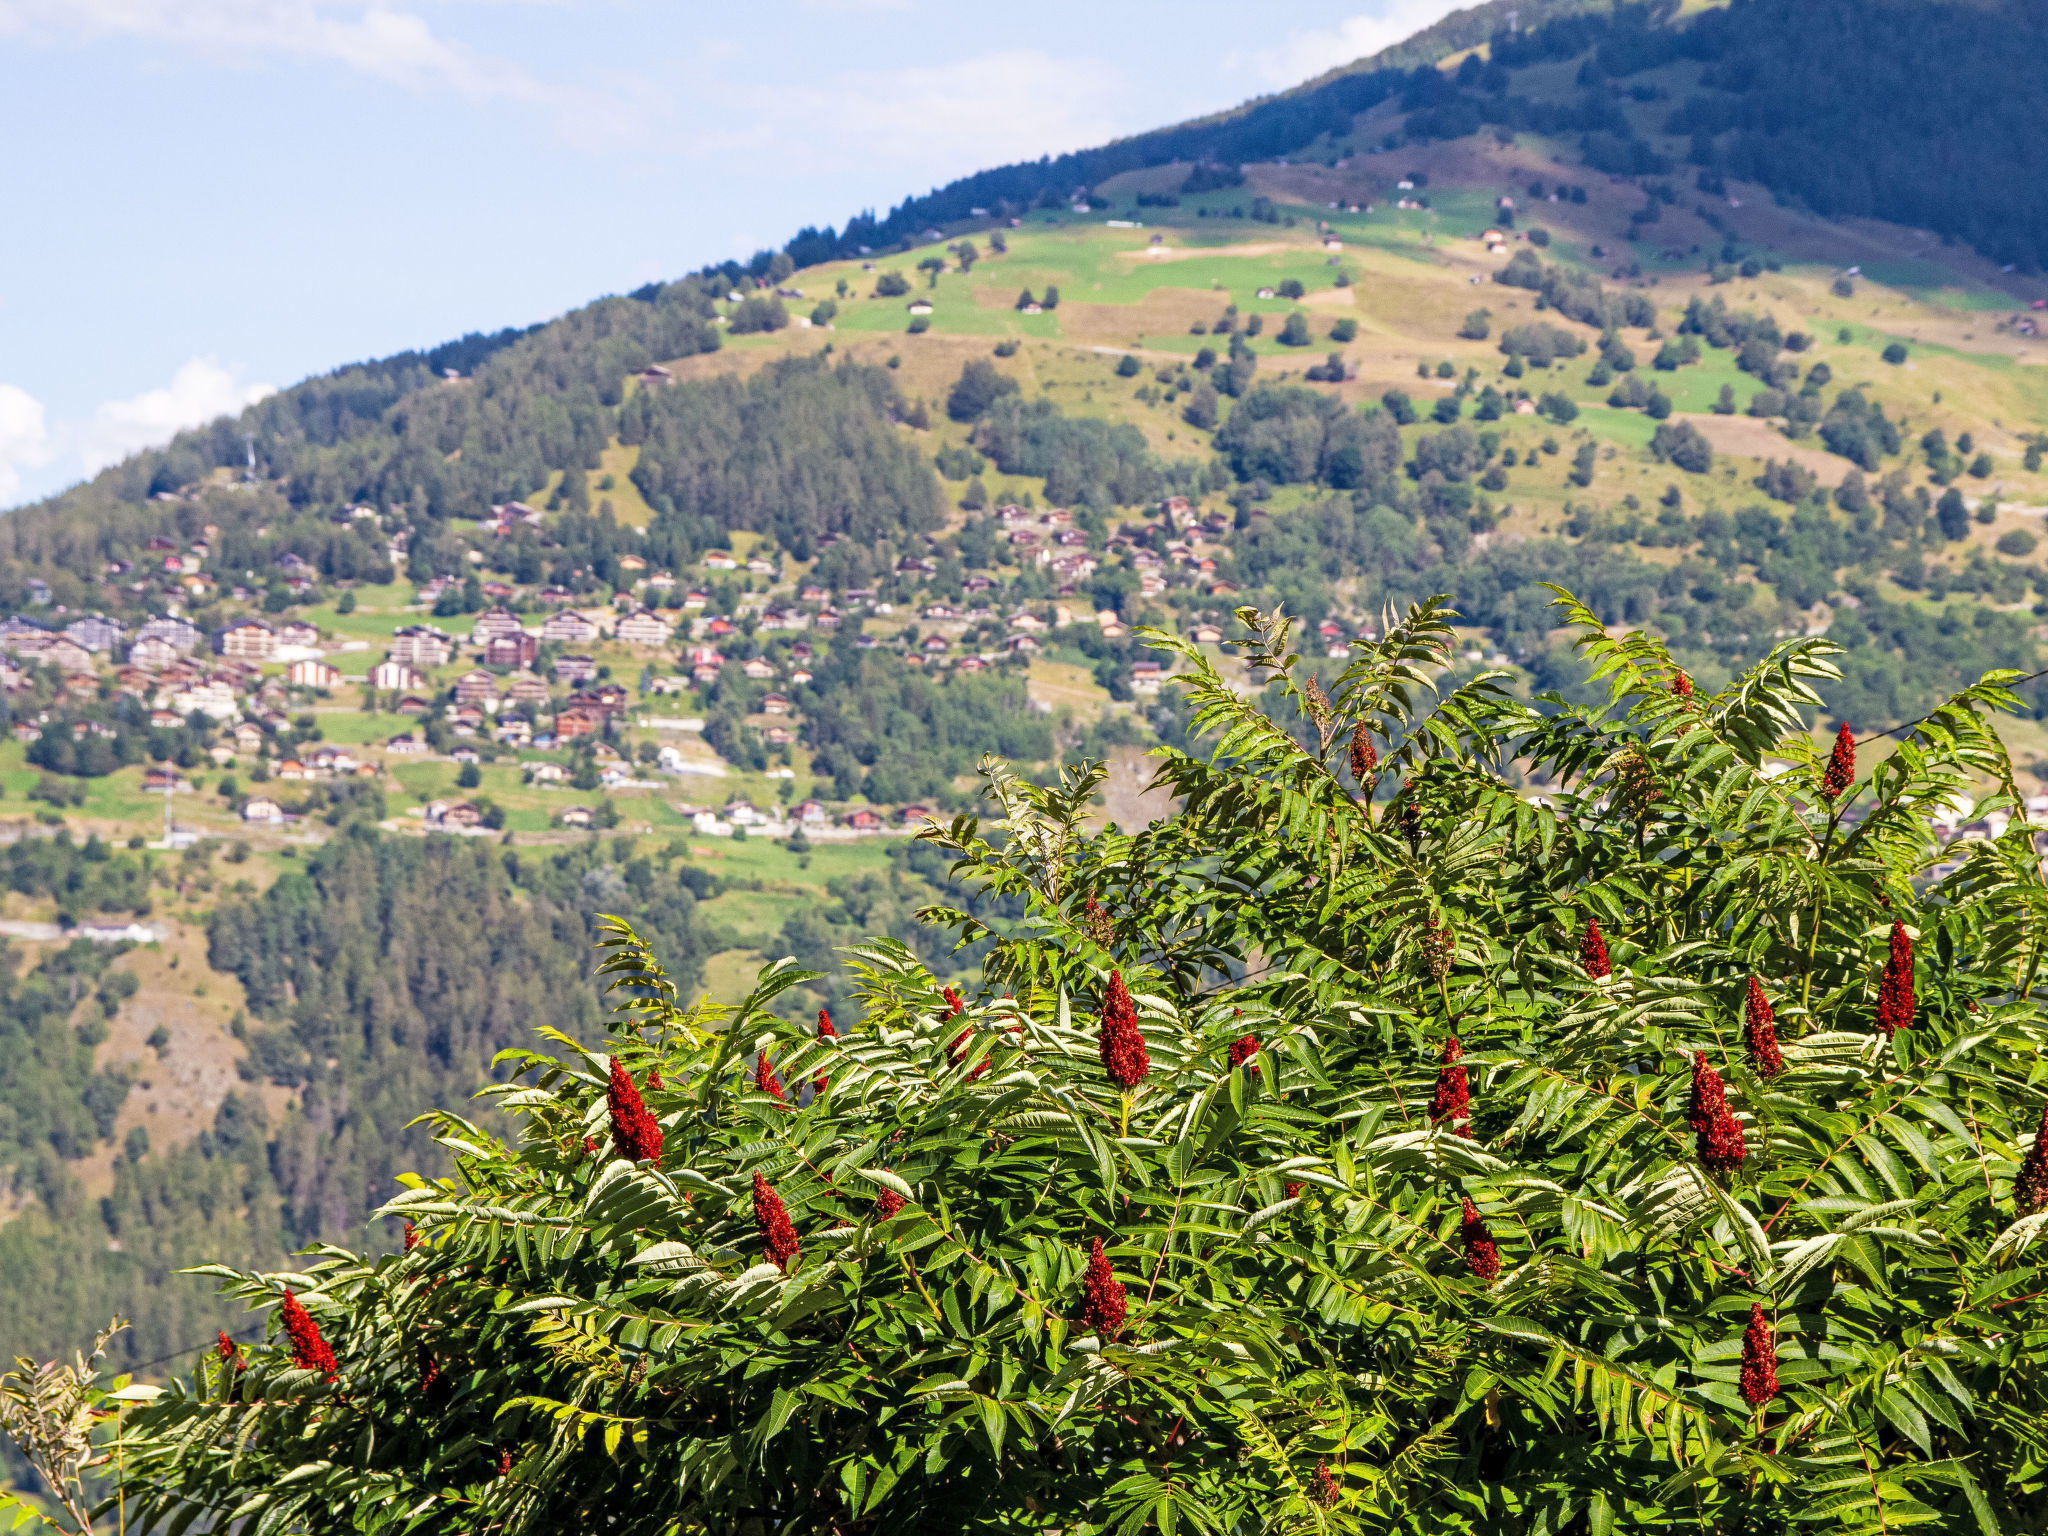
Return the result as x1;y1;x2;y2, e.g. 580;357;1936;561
1093;745;1176;834
1110;241;1296;264
1679;414;1850;485
97;924;258;1172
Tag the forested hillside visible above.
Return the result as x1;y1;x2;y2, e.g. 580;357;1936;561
0;833;718;1372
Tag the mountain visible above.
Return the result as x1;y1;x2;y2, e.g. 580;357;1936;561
6;0;2048;1394
783;0;2048;273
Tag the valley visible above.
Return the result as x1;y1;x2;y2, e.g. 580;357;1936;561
8;0;2048;1403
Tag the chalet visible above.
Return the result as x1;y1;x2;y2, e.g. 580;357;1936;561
485;632;539;669
216;618;275;660
895;804;931;825
275;759;307;780
308;746;360;776
763;726;792;747
275;621;321;649
793;799;827;825
682;589;711;609
759;692;791;715
430;800;482;829
703;616;735;638
638;364;672;385
232;721;265;753
388;626;453;668
788;667;813;686
240;796;284;824
615;609;673;647
589;682;631;713
554;705;602;740
813;609;841;630
135;615;201;653
558;805;594;828
553;653;598;683
471;608;526;644
0;616;52;652
907;299;934;315
746;557;776;576
701;550;738;571
1004;633;1040;653
843;808;883;831
1008;611;1047;633
724;797;765;826
286;659;344;689
798;585;828;604
148;709;183;729
450;744;480;765
956;655;990;673
1131;662;1166;694
527;761;569;785
453;670;498;705
45;638;95;674
128;637;181;669
742;657;777;681
1190;624;1224;644
384;733;426;755
369;659;424;692
542;610;599;644
504;671;551;703
920;634;950;654
493;716;532;746
64;614;123;653
396;695;432;714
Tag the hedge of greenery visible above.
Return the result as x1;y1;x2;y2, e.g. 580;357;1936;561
105;593;2048;1534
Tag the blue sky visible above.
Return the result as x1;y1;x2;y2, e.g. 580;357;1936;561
0;0;1462;507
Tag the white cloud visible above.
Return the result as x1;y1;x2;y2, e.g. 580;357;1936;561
718;48;1130;179
1247;0;1468;87
0;384;55;505
77;358;275;477
0;0;542;101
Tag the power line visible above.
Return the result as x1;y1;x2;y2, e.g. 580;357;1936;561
1862;665;2048;743
125;1324;266;1376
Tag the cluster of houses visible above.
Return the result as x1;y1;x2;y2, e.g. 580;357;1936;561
673;795;932;839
